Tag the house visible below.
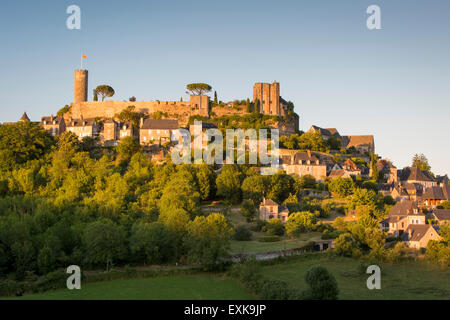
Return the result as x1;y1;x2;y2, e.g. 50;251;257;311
281;150;327;182
371;159;397;182
421;184;450;207
139;118;179;145
66;117;99;139
427;209;450;225
40;115;66;136
389;184;408;201
259;198;290;223
119;122;138;140
401;224;441;249
101;118;119;145
307;125;340;140
436;175;449;187
397;166;436;189
341;135;375;154
380;200;425;236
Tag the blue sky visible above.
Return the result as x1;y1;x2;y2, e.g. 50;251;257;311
0;0;449;175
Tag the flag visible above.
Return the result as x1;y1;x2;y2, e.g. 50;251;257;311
82;54;87;59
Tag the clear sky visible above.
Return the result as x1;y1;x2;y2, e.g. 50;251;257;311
0;0;449;175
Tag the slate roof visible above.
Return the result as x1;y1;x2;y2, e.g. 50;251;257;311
398;167;435;183
141;119;179;130
422;185;450;200
433;209;450;221
67;118;96;127
341;135;374;149
261;198;279;206
388;200;422;217
401;224;435;242
309;125;340;137
20;112;30;122
41;115;64;125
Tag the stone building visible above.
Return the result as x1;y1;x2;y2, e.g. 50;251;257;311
401;224;441;249
280;150;327;182
74;70;88;104
259;198;290;223
380;200;425;237
102;119;119;144
40;115;66;136
139;118;179;145
66;117;99;139
253;81;288;116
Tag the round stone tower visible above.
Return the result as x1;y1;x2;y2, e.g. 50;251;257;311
74;69;88;103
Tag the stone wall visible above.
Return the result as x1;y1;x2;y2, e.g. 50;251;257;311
70;99;209;127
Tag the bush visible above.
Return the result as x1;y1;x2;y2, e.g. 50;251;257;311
234;225;253;241
260;280;299;300
250;219;267;232
303;266;339;300
259;236;280;242
266;219;285;236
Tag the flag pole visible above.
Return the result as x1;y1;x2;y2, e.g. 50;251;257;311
80;54;83;70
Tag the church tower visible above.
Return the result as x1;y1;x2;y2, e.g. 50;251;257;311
74;70;88;103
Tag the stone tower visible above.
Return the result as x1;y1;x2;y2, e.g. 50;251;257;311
253;81;280;116
74;70;88;103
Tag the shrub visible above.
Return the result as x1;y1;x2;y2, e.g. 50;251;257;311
303;266;339;300
234;225;253;241
266;219;285;236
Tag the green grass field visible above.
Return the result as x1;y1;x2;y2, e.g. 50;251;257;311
230;232;322;254
4;274;254;300
261;255;450;300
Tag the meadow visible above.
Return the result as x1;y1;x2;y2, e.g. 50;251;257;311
4;274;254;300
260;255;450;300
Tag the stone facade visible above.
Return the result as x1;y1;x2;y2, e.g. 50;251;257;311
40;115;66;136
74;70;88;104
253;82;281;116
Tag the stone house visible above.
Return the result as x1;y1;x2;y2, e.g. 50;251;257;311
66;117;98;139
421;184;450;207
281;150;327;182
401;224;441;249
259;198;289;223
40;115;66;136
380;200;426;236
427;209;450;225
397;167;437;189
341;135;375;154
139;118;179;145
119;122;138;140
101;118;119;145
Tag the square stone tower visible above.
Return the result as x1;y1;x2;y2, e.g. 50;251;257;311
253;81;280;116
74;69;88;103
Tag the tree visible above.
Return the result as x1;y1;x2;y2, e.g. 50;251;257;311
216;165;242;203
196;164;216;201
115;136;141;163
241;199;257;222
297;131;327;152
214;91;218;104
93;89;98;101
234;225;252;241
186;83;212;95
37;246;56;274
328;177;354;198
94;85;115;101
285;211;317;238
129;222;172;264
0;121;54;170
185;213;234;271
115;105;142;128
412;153;431;172
253;99;259;113
303;266;339;300
241;175;266;204
83;220;127;271
57;104;71;117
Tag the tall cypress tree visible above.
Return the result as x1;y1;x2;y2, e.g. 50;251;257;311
214;91;218;104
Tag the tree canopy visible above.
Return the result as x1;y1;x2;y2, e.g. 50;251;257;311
94;85;115;101
186;83;212;95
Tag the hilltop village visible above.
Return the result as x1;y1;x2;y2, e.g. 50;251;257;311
0;69;448;297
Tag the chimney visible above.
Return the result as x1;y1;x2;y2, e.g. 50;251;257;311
140;117;144;128
307;149;311;159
